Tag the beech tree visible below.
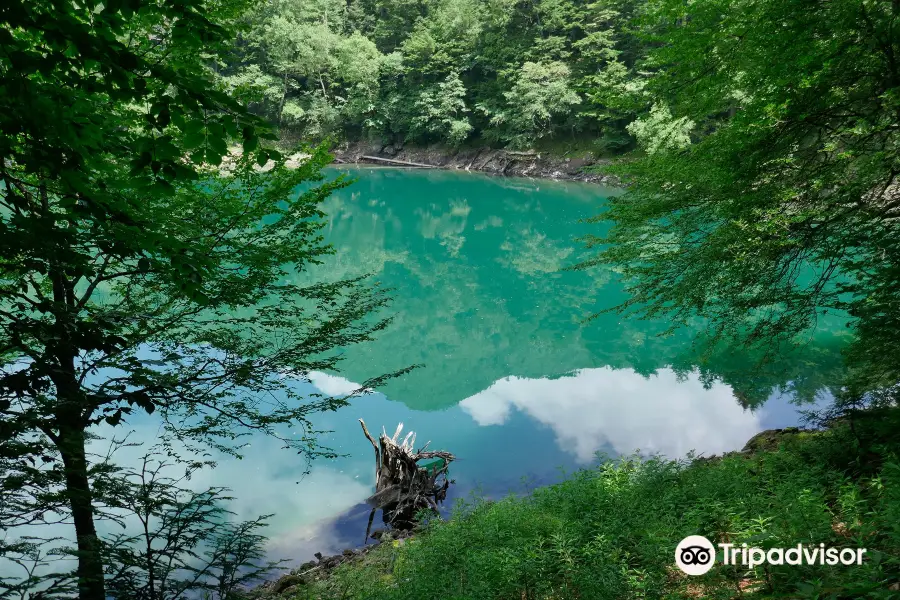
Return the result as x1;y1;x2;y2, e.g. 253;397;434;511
0;1;400;598
578;0;900;404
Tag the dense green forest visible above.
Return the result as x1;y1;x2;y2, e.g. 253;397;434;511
221;0;646;150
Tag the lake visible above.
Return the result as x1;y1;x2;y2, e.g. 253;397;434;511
108;166;848;567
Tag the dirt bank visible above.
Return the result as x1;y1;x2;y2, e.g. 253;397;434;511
330;141;622;186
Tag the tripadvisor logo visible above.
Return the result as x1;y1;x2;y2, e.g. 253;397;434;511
675;536;716;575
675;536;867;576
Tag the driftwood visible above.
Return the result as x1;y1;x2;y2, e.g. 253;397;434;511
359;420;454;540
359;155;436;168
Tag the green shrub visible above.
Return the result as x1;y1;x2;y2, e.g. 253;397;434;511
302;417;900;600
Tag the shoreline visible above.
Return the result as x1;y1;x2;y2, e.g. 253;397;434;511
250;427;814;598
329;141;623;187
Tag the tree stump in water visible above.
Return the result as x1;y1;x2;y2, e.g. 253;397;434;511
359;419;455;539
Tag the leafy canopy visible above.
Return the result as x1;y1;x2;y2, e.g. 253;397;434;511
0;0;403;597
577;0;900;400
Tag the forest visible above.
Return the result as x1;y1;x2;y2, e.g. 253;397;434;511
221;0;645;151
2;0;900;598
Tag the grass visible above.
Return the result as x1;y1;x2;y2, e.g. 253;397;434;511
291;413;900;600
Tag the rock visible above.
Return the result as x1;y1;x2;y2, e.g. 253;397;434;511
271;574;305;594
370;528;386;540
342;548;357;557
297;560;317;572
565;157;591;173
741;427;806;453
692;451;742;467
313;551;323;561
327;141;622;186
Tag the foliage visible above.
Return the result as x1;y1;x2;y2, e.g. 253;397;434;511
625;102;693;155
228;0;384;136
487;61;582;149
410;73;473;146
577;0;900;404
228;0;649;148
100;449;286;600
94;444;279;600
302;413;900;599
0;441;287;599
0;0;401;598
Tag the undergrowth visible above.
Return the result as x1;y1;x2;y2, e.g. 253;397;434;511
294;413;900;600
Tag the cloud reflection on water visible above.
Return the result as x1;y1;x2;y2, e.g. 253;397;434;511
93;418;375;566
459;367;765;462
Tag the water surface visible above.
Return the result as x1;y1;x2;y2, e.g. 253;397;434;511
114;167;848;565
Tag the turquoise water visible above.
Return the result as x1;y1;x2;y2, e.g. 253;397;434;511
106;167;847;566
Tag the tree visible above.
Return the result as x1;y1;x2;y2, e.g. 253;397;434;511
353;0;428;51
572;0;649;151
100;448;284;600
487;61;581;148
232;2;384;138
0;1;401;598
577;0;900;403
410;72;473;145
625;102;693;155
2;438;289;599
225;0;650;148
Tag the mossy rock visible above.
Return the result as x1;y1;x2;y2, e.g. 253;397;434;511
741;427;815;454
271;574;307;595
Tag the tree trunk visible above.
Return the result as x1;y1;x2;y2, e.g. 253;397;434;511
278;73;288;127
58;425;106;600
40;172;106;599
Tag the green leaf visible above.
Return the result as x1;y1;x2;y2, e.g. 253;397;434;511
157;107;171;129
205;147;223;166
134;151;153;170
184;131;206;149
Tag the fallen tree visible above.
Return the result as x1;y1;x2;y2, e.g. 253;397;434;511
359;155;436;168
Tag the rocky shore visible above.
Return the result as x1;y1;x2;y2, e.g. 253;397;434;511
330;141;623;186
250;528;415;598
